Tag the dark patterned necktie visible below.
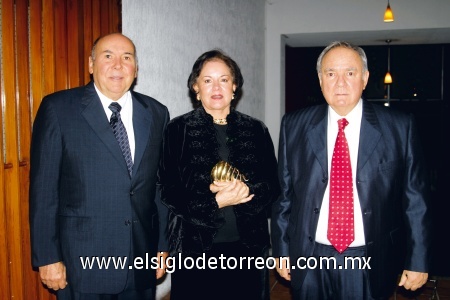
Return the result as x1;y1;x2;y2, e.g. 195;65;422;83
327;118;354;253
109;102;133;177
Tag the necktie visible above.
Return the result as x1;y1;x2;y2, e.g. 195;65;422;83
327;118;354;253
109;102;133;177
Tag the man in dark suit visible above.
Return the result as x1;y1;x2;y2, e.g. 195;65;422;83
271;41;431;299
29;33;169;299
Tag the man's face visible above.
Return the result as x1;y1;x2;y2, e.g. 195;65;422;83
89;34;137;100
318;47;369;116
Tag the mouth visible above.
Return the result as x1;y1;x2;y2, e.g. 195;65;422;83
211;94;223;100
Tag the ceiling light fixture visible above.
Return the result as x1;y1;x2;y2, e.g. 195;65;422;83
384;40;393;84
384;0;394;22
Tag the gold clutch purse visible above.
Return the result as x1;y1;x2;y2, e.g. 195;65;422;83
211;161;248;182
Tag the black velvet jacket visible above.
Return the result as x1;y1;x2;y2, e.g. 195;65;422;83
159;107;280;255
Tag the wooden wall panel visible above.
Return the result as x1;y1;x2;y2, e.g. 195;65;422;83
0;0;12;295
67;0;82;87
15;0;37;297
42;0;56;97
54;0;69;91
30;0;44;119
2;0;25;298
82;0;93;84
92;0;101;44
100;0;109;35
0;1;121;298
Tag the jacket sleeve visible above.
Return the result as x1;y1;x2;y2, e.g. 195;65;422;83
270;115;291;257
156;109;170;251
29;97;63;267
402;114;432;272
237;125;280;216
158;121;221;228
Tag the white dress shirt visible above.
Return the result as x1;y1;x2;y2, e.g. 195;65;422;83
315;99;365;247
95;84;135;162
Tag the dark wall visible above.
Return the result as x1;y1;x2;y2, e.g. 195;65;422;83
285;44;450;277
286;44;449;111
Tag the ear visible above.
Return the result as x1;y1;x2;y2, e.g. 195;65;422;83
88;56;94;74
193;83;199;94
362;70;370;89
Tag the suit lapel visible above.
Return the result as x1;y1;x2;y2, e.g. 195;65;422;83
305;102;381;176
80;82;130;174
357;101;382;172
307;105;328;174
131;92;152;177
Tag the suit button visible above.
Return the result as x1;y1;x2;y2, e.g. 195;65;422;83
125;220;131;226
314;208;319;214
322;178;327;183
130;191;135;196
308;236;313;242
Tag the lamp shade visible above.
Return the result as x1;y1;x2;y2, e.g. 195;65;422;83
384;71;393;84
384;3;394;22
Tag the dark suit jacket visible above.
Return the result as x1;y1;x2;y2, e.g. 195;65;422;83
29;82;169;294
271;100;431;298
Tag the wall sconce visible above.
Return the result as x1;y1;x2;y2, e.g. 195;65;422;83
384;0;394;22
384;40;393;84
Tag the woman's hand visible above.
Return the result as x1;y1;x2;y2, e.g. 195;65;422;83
211;179;254;208
209;180;231;193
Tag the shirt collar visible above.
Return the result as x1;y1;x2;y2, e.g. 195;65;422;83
328;99;363;126
94;83;130;109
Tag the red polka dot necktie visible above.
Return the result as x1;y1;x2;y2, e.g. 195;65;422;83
327;118;354;253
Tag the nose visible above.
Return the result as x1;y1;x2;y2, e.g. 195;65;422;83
212;80;220;90
113;58;122;69
336;74;345;87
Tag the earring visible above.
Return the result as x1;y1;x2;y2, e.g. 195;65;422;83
232;93;235;100
196;93;201;101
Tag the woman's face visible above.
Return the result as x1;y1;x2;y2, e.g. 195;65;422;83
193;60;236;119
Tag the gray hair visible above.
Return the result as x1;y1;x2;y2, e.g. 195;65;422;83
316;41;368;74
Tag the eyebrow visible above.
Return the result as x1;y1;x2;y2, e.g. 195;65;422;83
323;67;357;72
101;49;134;56
201;74;231;77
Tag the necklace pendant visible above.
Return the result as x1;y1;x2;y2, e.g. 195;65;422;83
213;118;227;125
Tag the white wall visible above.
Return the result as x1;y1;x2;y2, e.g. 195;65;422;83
265;0;450;151
122;0;266;121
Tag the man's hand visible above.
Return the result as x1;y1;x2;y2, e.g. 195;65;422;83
39;262;67;291
275;257;291;281
398;270;428;291
156;251;169;279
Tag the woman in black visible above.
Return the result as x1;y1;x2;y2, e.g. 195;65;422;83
159;49;280;300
